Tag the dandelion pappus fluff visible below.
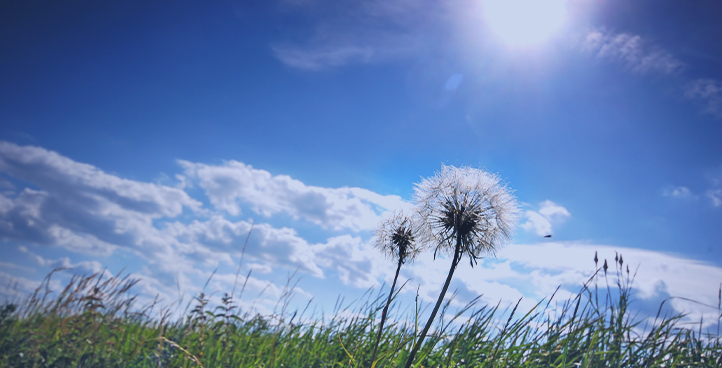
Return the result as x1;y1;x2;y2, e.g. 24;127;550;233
412;164;520;267
370;210;424;366
403;164;520;368
374;211;423;265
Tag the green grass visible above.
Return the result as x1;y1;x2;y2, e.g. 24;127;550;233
1;263;720;368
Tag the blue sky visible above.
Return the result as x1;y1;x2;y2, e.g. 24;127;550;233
1;0;722;327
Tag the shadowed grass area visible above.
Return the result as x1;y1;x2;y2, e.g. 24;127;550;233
1;264;720;367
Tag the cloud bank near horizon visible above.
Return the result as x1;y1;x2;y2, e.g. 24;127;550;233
0;142;720;326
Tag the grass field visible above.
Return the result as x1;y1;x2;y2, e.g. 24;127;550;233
1;260;720;368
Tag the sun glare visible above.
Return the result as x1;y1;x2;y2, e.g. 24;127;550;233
482;0;567;48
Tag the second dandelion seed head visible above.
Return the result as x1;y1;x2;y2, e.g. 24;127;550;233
375;211;423;265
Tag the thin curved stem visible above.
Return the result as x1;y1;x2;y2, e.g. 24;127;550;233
369;259;402;367
403;234;462;368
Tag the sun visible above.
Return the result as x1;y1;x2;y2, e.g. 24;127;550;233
482;0;568;48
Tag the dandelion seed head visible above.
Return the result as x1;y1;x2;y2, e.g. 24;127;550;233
412;165;520;265
374;211;424;264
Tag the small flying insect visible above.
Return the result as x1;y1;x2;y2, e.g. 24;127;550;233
544;235;552;238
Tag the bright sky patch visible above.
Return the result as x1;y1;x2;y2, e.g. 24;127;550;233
482;0;567;48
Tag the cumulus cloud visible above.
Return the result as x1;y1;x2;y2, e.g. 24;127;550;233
0;143;243;307
179;160;408;231
18;246;106;275
314;234;385;288
582;30;683;75
0;142;396;308
505;243;722;325
164;216;387;288
0;142;202;255
2;141;719;331
404;241;722;328
521;200;570;236
686;79;722;119
0;270;50;302
0;142;202;217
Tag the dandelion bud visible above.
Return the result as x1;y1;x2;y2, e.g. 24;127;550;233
594;251;598;265
603;259;608;274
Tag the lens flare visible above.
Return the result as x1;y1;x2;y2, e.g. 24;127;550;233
482;0;567;48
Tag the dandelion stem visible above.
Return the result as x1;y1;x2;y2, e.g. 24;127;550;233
403;233;462;368
369;258;403;367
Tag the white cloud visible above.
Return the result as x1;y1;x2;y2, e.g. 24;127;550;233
202;270;313;314
314;234;386;288
686;79;722;119
537;200;570;219
164;216;387;288
504;243;722;326
703;169;722;207
521;200;570;236
0;143;234;302
0;143;394;310
0;142;202;256
662;186;702;204
403;241;722;328
582;30;683;75
0;271;51;302
663;186;694;199
179;160;408;231
270;0;442;70
2;142;719;331
0;142;202;217
18;246;106;275
707;189;722;207
272;45;375;71
663;172;722;207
